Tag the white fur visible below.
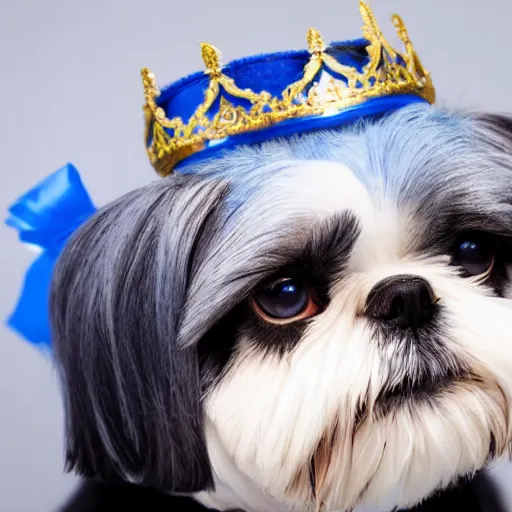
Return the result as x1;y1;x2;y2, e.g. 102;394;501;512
193;163;512;511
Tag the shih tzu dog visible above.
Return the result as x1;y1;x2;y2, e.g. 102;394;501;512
8;3;512;512
54;105;511;512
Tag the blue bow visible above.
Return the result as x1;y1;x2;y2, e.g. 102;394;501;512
6;163;96;351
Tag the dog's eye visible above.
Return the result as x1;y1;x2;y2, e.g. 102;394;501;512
452;232;495;277
251;277;320;324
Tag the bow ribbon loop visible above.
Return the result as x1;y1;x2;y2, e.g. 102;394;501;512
6;163;97;350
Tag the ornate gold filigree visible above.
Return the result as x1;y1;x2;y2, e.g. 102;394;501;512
142;0;435;176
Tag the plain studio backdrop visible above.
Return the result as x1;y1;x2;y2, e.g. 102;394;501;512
1;0;512;510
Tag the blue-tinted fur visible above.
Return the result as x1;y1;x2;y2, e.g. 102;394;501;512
179;104;512;217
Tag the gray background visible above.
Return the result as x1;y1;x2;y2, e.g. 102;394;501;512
1;0;512;510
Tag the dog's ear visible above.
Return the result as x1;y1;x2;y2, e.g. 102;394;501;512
51;174;228;492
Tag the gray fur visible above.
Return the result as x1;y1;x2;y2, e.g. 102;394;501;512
51;175;228;490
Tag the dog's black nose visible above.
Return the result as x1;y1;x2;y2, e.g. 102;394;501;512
365;275;437;329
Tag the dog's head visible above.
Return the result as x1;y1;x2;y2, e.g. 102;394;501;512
51;104;512;511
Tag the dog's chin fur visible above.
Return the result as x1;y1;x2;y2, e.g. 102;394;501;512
51;104;512;512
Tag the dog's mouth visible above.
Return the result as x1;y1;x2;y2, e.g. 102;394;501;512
375;368;462;413
368;316;472;414
373;344;471;415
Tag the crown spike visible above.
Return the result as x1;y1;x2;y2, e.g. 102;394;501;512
392;14;410;46
359;0;381;37
391;12;434;102
392;14;415;72
141;67;160;99
307;28;326;55
201;43;222;77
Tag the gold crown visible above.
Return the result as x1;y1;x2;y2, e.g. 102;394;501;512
141;1;435;176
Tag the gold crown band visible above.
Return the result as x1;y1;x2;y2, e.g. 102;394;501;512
142;1;435;177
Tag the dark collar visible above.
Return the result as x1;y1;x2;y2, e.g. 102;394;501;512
61;471;506;512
